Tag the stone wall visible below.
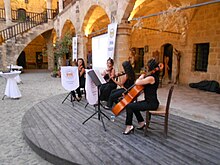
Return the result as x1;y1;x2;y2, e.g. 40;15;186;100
129;3;220;84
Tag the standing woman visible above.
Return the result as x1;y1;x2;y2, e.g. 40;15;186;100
71;58;86;100
104;61;135;109
123;58;160;135
100;58;117;101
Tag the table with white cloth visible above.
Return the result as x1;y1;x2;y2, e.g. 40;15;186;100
7;65;23;83
0;71;22;100
7;65;23;71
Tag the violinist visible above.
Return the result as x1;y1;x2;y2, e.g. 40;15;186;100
104;61;135;109
123;58;160;135
99;58;117;101
71;58;85;101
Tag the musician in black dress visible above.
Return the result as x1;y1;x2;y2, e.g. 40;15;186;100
104;61;135;109
71;58;85;100
99;58;117;101
123;58;160;135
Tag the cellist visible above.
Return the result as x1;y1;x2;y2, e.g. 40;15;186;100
123;58;161;135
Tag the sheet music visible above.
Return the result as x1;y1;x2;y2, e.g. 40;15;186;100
87;69;106;86
94;70;106;84
85;69;98;105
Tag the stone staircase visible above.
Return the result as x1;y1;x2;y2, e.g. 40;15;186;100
0;8;58;70
0;20;54;69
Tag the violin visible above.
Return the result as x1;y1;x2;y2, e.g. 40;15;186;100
112;63;164;116
113;72;126;79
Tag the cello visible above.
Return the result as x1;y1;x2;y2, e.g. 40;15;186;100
112;63;164;116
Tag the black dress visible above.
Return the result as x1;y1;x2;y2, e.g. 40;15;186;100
125;73;160;125
99;72;117;101
106;77;134;108
71;68;85;98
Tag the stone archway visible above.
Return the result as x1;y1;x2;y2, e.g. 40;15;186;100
61;19;76;38
82;5;110;68
60;20;76;66
162;43;173;83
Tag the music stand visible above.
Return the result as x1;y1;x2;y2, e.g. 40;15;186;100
62;91;77;106
82;70;110;131
60;66;79;107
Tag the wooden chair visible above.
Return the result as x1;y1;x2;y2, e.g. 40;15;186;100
144;85;174;137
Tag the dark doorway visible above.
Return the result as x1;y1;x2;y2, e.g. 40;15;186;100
36;52;43;69
17;51;26;69
163;44;173;81
17;8;26;21
134;48;144;73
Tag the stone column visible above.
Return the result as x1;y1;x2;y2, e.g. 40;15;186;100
4;0;12;25
114;21;131;72
76;31;87;61
46;0;52;18
59;0;63;13
42;30;54;71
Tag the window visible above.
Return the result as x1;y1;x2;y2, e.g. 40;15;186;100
194;43;209;72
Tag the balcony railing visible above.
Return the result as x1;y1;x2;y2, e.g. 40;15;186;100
0;9;58;43
0;8;58;22
0;8;5;20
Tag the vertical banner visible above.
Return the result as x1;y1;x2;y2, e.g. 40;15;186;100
107;23;118;59
72;36;77;61
61;66;79;91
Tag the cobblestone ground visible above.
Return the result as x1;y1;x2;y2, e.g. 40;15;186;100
0;71;66;165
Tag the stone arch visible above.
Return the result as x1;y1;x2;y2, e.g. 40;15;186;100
61;19;76;38
79;1;111;33
127;0;198;21
14;26;55;70
16;27;55;60
81;4;110;65
59;20;76;66
81;5;110;36
121;0;136;21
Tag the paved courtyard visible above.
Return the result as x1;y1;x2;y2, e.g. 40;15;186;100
0;71;66;165
0;70;219;164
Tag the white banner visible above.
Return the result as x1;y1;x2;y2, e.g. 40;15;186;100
61;66;79;91
72;36;77;61
92;34;108;71
85;69;98;105
107;23;117;59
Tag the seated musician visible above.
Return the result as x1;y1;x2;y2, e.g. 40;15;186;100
123;58;160;135
99;58;117;101
104;61;135;109
71;58;86;101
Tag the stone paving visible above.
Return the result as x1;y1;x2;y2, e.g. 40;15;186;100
0;71;219;164
0;71;66;165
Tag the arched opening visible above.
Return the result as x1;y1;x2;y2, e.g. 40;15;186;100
162;43;173;83
17;51;26;69
82;5;110;68
17;8;26;21
21;35;47;70
60;20;76;66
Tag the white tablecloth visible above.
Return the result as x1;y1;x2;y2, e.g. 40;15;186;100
6;65;23;83
7;65;23;70
0;71;22;99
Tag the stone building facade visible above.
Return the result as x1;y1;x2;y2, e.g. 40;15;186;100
0;0;219;84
